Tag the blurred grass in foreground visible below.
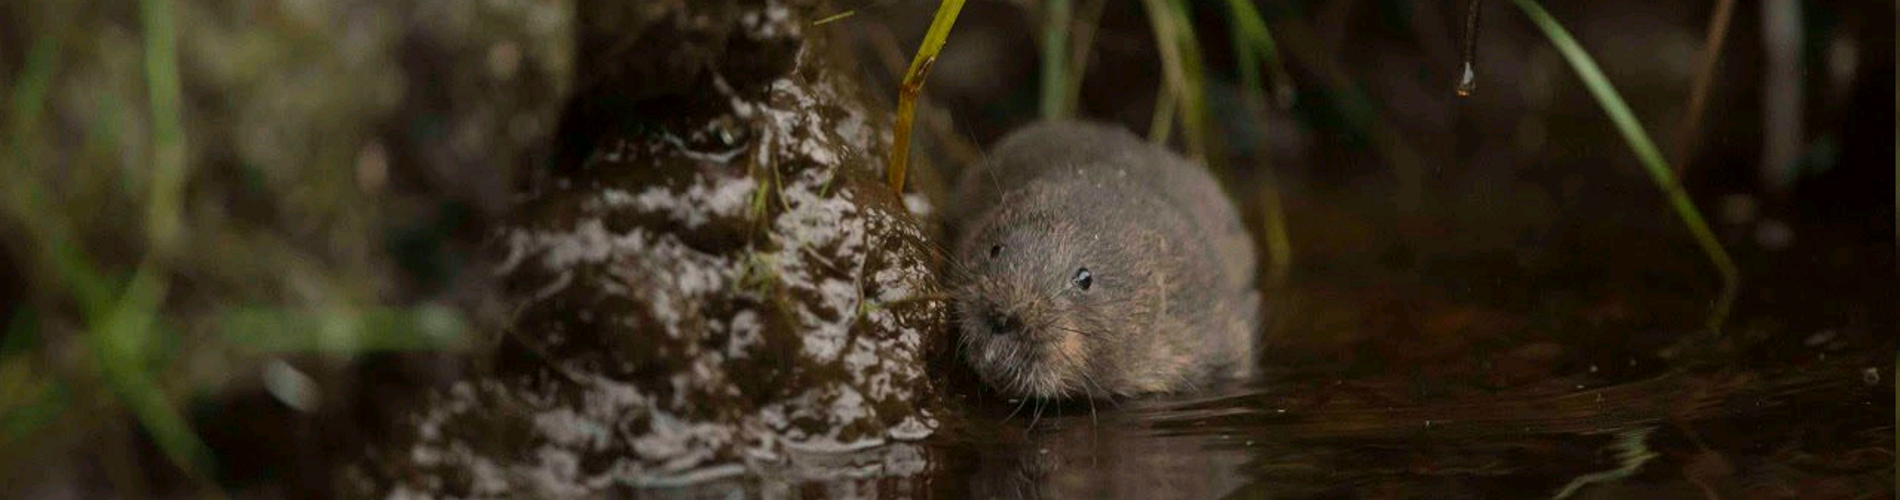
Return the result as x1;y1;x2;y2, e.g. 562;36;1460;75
0;0;574;485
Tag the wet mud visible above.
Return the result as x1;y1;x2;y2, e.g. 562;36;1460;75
358;0;952;495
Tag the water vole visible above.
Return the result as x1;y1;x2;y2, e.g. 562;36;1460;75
945;120;1261;399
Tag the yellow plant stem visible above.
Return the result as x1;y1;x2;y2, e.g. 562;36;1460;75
887;0;967;194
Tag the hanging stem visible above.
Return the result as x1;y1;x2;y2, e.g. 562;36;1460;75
1457;0;1483;96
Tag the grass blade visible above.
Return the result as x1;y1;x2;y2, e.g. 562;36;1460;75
92;264;216;479
1222;0;1296;109
1507;0;1739;333
6;36;59;147
1220;0;1295;281
1060;0;1107;119
217;305;470;353
1040;0;1073;119
1137;0;1208;161
142;0;187;256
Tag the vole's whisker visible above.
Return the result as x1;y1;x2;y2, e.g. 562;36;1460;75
1028;398;1045;432
886;226;979;284
954;327;975;359
884;292;955;309
1005;393;1030;423
1050;324;1096;339
1027;313;1066;333
981;154;1002;195
1079;370;1104;426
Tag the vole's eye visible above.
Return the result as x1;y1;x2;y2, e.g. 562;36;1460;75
1072;267;1093;291
989;245;1002;258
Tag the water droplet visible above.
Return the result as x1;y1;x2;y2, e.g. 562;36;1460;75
1456;62;1478;97
263;359;320;412
1804;330;1837;347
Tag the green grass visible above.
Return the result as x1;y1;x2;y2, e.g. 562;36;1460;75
6;37;58;147
0;0;477;485
217;306;470;354
90;265;213;479
1138;0;1209;161
142;0;186;256
1222;0;1295;112
0;0;225;480
1219;0;1296;285
1042;0;1108;122
1506;0;1740;334
1039;0;1073;119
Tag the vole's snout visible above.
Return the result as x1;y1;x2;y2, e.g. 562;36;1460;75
982;307;1024;336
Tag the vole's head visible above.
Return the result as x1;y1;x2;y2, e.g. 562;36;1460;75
951;186;1148;400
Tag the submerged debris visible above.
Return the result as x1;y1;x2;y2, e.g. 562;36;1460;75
364;0;948;495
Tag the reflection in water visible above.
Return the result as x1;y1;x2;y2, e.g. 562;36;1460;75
961;411;1251;500
634;360;1887;500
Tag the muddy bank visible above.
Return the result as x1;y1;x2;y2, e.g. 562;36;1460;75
358;0;950;495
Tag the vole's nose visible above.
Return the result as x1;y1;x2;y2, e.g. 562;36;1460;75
984;308;1024;336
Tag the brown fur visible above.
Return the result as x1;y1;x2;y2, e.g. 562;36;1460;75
946;120;1262;399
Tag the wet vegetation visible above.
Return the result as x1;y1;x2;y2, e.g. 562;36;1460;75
0;0;1892;499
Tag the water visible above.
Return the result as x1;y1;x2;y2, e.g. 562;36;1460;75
617;360;1884;499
